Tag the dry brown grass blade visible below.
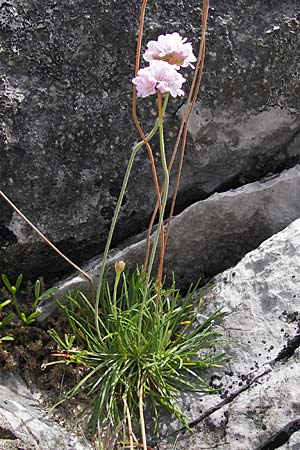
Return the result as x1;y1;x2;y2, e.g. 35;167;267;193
132;0;165;277
0;190;94;288
164;0;209;246
144;0;210;281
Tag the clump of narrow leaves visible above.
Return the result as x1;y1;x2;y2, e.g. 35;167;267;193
47;268;226;437
1;274;56;325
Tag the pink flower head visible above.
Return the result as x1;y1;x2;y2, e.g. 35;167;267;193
132;66;157;98
132;60;185;98
143;32;197;69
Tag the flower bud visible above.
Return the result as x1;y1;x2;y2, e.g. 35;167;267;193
11;286;17;294
114;260;126;274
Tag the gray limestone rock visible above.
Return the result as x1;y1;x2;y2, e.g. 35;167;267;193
1;0;300;281
4;215;300;448
3;180;300;448
38;164;300;319
282;431;300;450
0;372;92;450
157;218;300;449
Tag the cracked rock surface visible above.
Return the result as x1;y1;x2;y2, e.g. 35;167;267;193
1;0;300;280
157;218;300;450
39;164;300;319
282;431;300;450
0;372;91;450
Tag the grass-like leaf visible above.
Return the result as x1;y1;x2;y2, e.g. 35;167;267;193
47;268;226;437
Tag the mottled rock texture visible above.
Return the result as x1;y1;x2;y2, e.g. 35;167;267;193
1;0;300;280
157;218;300;449
0;372;91;450
39;165;300;319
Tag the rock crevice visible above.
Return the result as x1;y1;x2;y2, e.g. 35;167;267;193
1;0;300;281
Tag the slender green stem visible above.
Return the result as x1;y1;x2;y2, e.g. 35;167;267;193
95;95;169;338
145;93;170;288
113;272;120;308
112;271;121;324
11;292;21;318
138;93;169;336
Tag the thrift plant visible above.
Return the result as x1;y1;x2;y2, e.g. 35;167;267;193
0;1;223;448
48;15;225;450
48;266;226;443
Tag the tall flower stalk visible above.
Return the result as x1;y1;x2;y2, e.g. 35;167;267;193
132;32;196;291
144;92;169;291
143;0;209;281
137;92;169;337
1;2;221;448
1;0;208;301
94;95;169;337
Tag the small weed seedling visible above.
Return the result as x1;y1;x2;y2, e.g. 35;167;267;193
1;274;57;325
0;299;14;344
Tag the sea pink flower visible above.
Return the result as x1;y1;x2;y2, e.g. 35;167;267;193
143;32;197;69
132;66;157;98
132;60;185;98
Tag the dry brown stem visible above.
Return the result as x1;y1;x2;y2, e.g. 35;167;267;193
164;0;209;246
0;190;94;289
132;0;164;278
144;0;209;281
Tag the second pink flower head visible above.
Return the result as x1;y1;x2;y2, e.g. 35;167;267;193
133;60;185;98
